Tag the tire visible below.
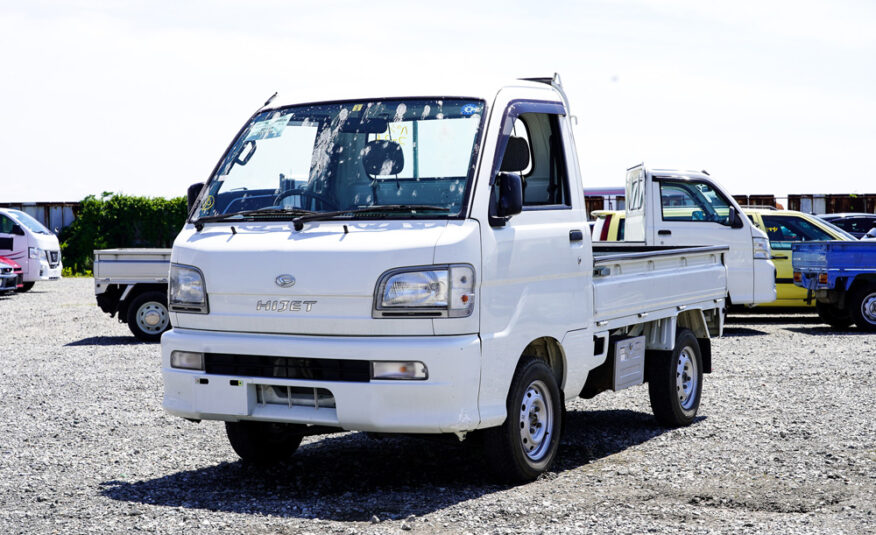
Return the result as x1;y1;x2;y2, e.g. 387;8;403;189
850;284;876;333
816;302;852;329
225;421;304;465
16;281;35;293
647;328;703;427
484;358;563;482
126;291;171;342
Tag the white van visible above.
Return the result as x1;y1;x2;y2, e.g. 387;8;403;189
0;208;63;291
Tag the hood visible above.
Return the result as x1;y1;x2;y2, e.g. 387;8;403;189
170;219;479;336
31;232;61;251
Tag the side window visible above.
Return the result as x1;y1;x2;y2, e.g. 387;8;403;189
0;215;14;234
660;180;731;224
499;113;570;208
762;215;834;250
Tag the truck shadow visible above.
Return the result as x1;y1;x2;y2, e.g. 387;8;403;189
726;314;819;325
65;336;145;346
783;326;872;336
722;327;767;337
100;409;678;520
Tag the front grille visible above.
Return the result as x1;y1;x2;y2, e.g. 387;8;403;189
204;353;370;382
48;251;60;268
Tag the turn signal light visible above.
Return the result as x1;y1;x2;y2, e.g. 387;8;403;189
818;273;828;284
793;272;802;283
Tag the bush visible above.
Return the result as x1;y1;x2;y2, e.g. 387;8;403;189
59;193;187;274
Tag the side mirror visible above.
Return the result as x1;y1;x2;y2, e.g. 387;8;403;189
490;172;523;226
728;206;744;229
11;224;25;236
187;182;205;213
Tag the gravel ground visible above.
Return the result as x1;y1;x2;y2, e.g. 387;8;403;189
0;277;874;534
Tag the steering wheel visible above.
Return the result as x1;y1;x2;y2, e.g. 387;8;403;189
273;188;338;210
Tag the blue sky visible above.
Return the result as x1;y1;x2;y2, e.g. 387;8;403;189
1;0;874;202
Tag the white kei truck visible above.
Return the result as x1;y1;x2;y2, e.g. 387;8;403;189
623;165;776;309
93;248;172;342
162;75;730;481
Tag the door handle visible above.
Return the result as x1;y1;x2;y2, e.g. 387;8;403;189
657;229;672;236
771;254;788;260
569;229;584;242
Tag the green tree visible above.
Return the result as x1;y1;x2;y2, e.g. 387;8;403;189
59;193;187;274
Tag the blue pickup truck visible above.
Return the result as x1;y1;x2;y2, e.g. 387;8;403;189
792;241;876;331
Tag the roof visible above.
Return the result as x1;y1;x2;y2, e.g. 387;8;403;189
262;77;561;111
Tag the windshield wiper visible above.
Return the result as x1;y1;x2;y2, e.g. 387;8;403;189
194;207;315;231
292;205;450;231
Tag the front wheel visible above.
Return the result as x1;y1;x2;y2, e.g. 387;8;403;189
225;421;304;466
16;281;35;293
647;328;703;427
484;358;563;482
850;284;876;332
126;291;171;342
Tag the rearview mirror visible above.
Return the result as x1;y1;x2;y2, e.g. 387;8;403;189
490;172;523;226
187;182;205;213
728;206;744;229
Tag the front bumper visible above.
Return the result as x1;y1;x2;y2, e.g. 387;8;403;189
162;328;482;434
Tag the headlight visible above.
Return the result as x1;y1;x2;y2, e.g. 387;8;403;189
169;263;209;313
752;237;771;260
373;264;475;318
28;247;40;259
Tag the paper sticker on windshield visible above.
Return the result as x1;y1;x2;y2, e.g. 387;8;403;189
245;114;291;141
461;103;482;116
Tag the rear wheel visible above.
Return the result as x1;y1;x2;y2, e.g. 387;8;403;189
647;328;703;427
126;291;170;342
225;421;304;465
16;281;35;293
850;284;876;332
484;358;563;482
815;301;852;329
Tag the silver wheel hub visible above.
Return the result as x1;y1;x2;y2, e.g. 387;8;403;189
519;380;553;461
676;347;698;411
137;302;169;334
861;292;876;323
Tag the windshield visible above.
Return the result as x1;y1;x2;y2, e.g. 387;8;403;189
7;209;52;234
195;98;484;222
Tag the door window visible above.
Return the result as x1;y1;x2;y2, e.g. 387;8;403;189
659;181;731;224
761;215;834;250
498;113;570;209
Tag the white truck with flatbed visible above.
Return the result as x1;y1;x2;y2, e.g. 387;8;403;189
162;75;729;481
93;248;171;342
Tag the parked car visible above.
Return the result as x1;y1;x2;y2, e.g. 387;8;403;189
93;248;172;342
0;255;24;291
793;240;876;331
0;257;19;293
745;208;856;306
0;208;62;292
817;213;876;239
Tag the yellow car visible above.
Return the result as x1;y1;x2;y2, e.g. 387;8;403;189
743;208;855;307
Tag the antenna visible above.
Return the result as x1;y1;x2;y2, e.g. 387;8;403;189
263;92;278;107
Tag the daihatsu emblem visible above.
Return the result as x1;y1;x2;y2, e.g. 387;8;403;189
275;274;296;288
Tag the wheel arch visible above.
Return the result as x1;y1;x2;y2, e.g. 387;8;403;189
519;336;566;393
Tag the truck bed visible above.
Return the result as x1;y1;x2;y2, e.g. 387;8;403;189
592;243;728;326
93;248;171;285
792;241;876;291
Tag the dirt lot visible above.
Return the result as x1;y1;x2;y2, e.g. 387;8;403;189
0;278;873;534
